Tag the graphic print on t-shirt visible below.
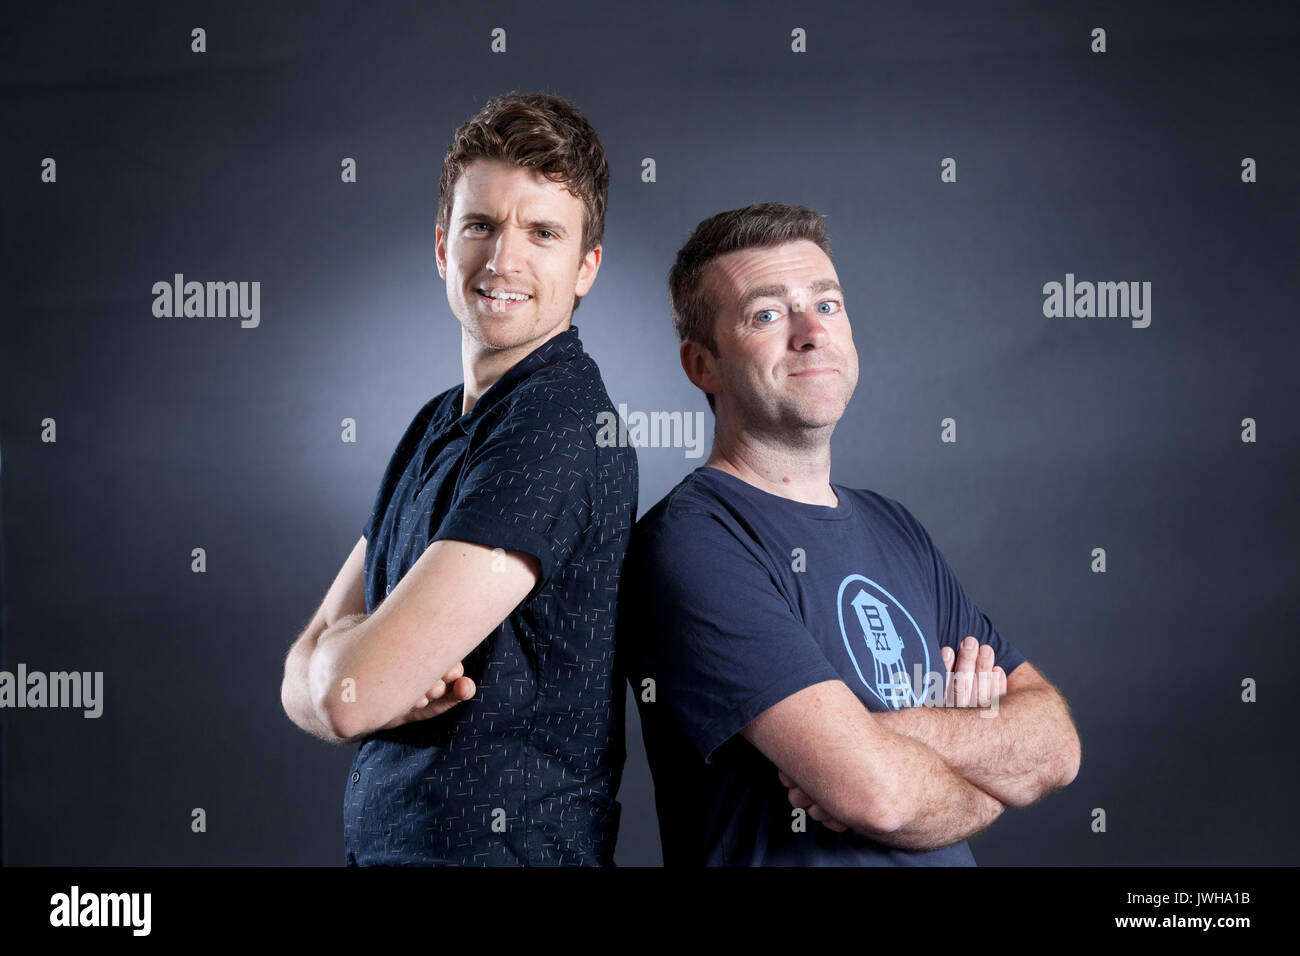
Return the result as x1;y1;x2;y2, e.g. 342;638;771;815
836;573;932;709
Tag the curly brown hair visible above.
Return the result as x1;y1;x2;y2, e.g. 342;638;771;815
437;91;610;314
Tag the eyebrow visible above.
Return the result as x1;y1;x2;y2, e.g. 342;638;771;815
458;211;569;237
737;278;843;316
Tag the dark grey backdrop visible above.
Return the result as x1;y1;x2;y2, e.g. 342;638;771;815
2;0;1297;865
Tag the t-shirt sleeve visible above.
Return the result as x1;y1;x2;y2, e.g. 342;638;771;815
431;398;597;597
899;504;1027;679
629;506;843;765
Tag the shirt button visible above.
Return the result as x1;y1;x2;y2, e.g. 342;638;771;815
351;772;360;783
385;584;392;595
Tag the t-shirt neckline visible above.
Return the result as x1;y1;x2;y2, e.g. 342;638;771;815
696;465;854;521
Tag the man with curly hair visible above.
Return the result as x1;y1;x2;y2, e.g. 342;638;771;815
281;92;637;866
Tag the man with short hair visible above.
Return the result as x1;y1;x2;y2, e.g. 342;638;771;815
281;91;637;866
619;202;1080;865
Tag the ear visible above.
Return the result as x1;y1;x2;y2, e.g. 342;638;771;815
680;339;720;403
574;243;601;297
435;224;448;280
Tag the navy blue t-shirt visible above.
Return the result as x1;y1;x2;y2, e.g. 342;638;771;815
619;466;1026;866
344;326;638;866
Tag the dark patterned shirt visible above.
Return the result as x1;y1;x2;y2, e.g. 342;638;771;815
344;326;638;865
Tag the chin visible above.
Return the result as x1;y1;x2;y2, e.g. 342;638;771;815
460;315;550;352
792;400;848;428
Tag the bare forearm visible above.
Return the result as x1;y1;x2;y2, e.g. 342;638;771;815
875;688;1077;807
283;614;370;744
855;729;1005;851
305;614;372;740
282;627;349;743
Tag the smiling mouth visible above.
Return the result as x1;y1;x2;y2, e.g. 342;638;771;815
475;288;533;311
476;288;532;299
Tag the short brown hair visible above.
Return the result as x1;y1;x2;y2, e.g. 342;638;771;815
667;202;833;412
437;91;609;314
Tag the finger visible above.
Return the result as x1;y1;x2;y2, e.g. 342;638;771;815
807;804;829;823
954;636;978;706
442;661;465;683
787;787;814;809
417;678;476;719
820;815;849;833
942;645;958;705
426;679;447;700
994;666;1006;700
424;696;465;718
974;646;996;705
979;647;994;700
955;636;979;673
778;770;794;788
953;667;974;707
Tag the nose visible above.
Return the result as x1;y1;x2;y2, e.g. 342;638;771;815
486;225;526;276
790;304;830;350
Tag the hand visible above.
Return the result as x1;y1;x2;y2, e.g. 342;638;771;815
377;661;476;730
940;637;1006;707
778;769;850;832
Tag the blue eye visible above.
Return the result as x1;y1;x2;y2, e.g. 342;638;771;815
468;223;489;233
755;309;778;324
537;230;553;240
818;300;841;314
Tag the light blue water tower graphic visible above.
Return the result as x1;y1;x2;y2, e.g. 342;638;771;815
836;574;930;709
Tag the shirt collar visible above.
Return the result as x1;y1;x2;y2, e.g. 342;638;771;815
451;325;584;431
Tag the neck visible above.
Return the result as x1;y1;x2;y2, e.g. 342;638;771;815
459;322;568;416
704;413;838;507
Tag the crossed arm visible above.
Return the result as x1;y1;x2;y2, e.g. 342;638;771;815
280;535;539;744
875;644;1081;809
741;642;1081;851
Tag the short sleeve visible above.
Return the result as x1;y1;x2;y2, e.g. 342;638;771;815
900;505;1027;679
431;399;596;595
625;506;842;764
